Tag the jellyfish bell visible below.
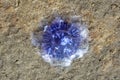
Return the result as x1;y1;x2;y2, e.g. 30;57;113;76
31;15;89;67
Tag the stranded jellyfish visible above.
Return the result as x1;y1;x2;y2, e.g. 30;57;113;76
31;15;89;67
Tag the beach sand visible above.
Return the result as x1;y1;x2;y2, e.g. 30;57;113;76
0;0;120;80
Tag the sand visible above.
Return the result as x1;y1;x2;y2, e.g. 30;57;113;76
0;0;120;80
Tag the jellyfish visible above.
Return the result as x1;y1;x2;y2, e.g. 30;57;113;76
31;15;89;67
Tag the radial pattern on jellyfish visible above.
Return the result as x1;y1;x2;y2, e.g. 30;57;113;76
31;16;89;67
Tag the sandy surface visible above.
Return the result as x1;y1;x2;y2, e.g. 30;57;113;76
0;0;120;80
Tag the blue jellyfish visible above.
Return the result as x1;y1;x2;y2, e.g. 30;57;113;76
31;16;89;67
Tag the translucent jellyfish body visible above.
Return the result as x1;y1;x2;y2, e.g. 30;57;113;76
31;16;89;67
